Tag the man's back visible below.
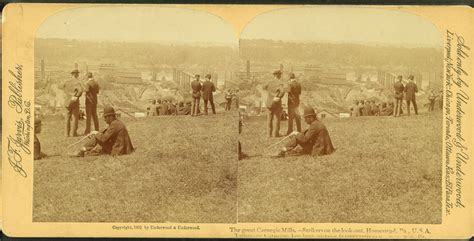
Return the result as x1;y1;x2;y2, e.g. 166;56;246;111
85;79;99;105
265;85;284;111
288;80;302;107
405;82;418;96
191;80;202;92
63;78;83;108
202;81;215;100
394;81;404;93
160;103;169;115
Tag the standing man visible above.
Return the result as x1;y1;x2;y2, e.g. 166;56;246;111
286;73;302;135
156;99;162;116
404;75;419;115
84;72;100;135
273;106;335;158
393;75;405;117
350;100;360;117
266;70;285;138
160;99;169;116
364;100;372;116
190;74;202;116
146;99;158;116
225;89;233;111
64;69;83;137
202;74;216;115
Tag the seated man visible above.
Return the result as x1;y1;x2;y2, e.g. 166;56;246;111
274;106;335;157
176;101;188;115
71;106;134;157
184;101;192;115
34;118;47;160
168;102;177;115
380;102;394;116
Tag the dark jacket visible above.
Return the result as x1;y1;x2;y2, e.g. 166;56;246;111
85;79;99;106
393;81;405;100
177;105;191;115
95;119;134;156
296;120;335;156
288;80;302;108
159;103;169;115
64;79;83;110
201;80;216;101
191;80;202;98
266;85;285;112
404;82;418;101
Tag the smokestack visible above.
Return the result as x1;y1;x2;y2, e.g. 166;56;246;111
40;59;45;80
246;60;250;79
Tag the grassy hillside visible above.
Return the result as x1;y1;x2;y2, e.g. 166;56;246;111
33;111;238;223
239;111;442;224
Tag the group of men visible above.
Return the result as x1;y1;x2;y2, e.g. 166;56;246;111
265;70;303;138
350;75;442;117
260;70;335;158
64;69;100;137
146;89;238;116
350;100;395;117
35;69;134;160
146;99;192;116
190;74;217;116
393;75;419;117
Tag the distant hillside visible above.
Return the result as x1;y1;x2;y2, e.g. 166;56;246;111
240;39;443;72
35;38;240;68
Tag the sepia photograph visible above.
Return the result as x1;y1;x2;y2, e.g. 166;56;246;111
237;7;443;224
3;3;473;238
32;6;239;223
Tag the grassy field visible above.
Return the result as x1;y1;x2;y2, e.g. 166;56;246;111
239;111;442;224
33;111;238;223
34;109;442;224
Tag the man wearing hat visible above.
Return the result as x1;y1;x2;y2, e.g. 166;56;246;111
274;106;335;158
71;106;134;157
34;118;46;160
64;69;84;137
176;101;188;115
225;89;233;111
159;99;169;116
190;75;202;116
286;73;302;135
202;74;216;115
84;72;100;135
146;99;158;116
393;75;405;117
404;75;419;115
265;70;285;137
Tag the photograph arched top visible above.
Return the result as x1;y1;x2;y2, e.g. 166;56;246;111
241;6;442;48
36;6;238;47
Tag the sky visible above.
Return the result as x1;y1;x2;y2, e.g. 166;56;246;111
241;7;443;48
36;6;443;48
36;6;238;46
